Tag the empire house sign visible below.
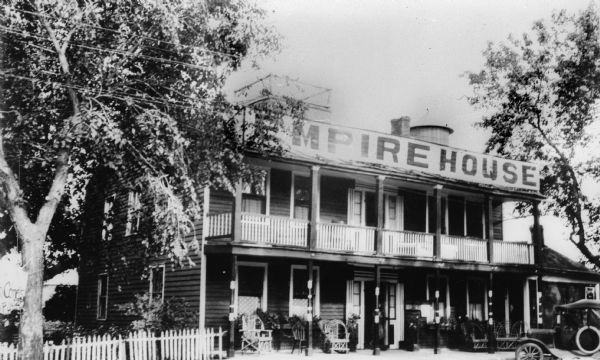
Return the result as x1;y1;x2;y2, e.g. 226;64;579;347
286;119;539;192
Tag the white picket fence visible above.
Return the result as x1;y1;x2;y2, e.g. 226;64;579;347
0;327;225;360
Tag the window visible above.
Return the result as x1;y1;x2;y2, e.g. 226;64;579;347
101;194;115;241
97;274;108;320
149;265;165;302
468;279;485;321
466;200;483;238
293;175;310;220
289;265;320;318
447;196;465;236
385;195;403;230
242;170;268;214
352;281;362;315
237;262;268;315
125;191;142;236
404;191;427;232
388;283;397;320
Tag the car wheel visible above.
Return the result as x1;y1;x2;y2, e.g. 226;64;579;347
575;326;600;355
515;342;543;360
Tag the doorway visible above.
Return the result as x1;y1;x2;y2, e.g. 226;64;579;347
358;281;403;350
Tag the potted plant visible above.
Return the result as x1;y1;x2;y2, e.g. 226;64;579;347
346;314;360;352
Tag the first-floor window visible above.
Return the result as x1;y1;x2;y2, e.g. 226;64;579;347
468;279;485;321
387;283;397;320
237;263;267;315
97;274;108;320
352;281;361;316
149;265;165;302
289;265;320;318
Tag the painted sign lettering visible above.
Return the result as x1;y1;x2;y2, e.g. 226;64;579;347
281;120;540;192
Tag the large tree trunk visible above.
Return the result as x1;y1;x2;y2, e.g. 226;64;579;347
18;228;45;360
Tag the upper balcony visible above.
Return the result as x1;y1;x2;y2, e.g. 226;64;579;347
205;165;536;266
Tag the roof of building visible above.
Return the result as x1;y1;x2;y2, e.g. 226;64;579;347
540;246;600;281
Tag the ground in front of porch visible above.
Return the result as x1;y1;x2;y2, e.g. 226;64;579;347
237;349;515;360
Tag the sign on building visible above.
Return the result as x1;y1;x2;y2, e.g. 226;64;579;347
0;250;26;314
281;119;540;192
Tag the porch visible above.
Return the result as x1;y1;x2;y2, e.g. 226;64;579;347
205;255;534;358
234;348;514;360
206;212;534;265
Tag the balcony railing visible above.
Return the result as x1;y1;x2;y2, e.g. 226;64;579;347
205;213;534;265
441;235;488;262
316;223;375;253
206;212;231;237
382;230;434;258
241;214;308;247
493;240;534;264
206;212;308;247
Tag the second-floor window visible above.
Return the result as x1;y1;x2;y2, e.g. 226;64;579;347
242;171;267;214
293;175;310;220
125;191;142;236
101;194;115;241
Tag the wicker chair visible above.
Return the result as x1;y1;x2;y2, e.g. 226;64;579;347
240;314;273;353
495;321;519;350
319;319;349;354
470;322;489;350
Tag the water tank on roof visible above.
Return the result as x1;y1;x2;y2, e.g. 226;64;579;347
409;125;454;146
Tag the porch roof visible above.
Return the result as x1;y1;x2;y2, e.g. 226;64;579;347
540;246;600;282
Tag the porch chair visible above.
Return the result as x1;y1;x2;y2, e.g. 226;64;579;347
494;321;519;350
466;322;488;350
290;321;307;354
240;314;273;354
320;319;349;353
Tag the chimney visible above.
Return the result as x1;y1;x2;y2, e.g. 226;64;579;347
390;116;411;136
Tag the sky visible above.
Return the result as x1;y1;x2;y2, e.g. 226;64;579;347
226;0;597;261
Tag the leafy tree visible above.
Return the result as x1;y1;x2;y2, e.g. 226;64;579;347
466;6;600;268
0;0;302;358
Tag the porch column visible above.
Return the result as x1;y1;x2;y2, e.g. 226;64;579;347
487;272;496;353
375;175;385;255
433;185;443;260
523;279;531;333
232;181;243;242
228;255;238;358
485;195;494;263
531;201;544;265
309;166;320;250
433;269;440;354
307;259;314;356
373;265;381;355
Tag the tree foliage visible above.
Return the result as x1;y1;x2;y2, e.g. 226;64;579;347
0;0;302;357
466;6;600;267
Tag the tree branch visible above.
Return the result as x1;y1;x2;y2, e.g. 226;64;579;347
528;113;599;266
